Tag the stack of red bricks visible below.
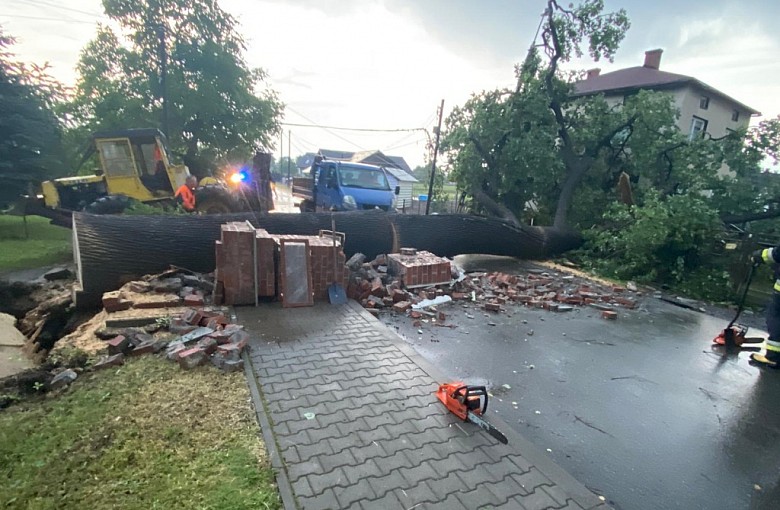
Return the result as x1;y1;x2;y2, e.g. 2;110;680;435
387;248;451;288
215;222;276;305
214;222;347;305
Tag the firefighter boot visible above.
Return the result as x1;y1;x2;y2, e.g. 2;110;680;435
750;345;780;369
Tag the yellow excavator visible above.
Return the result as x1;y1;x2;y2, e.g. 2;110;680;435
23;128;262;226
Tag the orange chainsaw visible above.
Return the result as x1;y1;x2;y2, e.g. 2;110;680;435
712;262;764;350
436;382;508;444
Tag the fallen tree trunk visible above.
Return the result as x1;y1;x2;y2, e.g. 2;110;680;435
72;211;582;307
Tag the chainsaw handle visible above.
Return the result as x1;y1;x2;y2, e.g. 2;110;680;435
451;385;488;416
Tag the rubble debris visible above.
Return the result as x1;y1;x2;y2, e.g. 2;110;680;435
346;253;367;271
49;368;78;390
346;248;644;331
43;267;72;281
387;250;451;288
106;335;129;355
92;353;125;370
177;347;207;370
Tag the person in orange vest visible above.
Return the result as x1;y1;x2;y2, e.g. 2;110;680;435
175;175;198;211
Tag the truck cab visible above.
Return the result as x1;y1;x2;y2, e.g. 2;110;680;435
294;159;399;212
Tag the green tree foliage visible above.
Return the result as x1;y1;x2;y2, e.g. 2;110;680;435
0;30;65;207
440;0;780;294
409;164;447;203
68;0;283;174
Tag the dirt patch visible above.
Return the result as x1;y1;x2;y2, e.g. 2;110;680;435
50;310;109;357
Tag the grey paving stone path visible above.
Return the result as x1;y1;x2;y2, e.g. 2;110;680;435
237;301;609;510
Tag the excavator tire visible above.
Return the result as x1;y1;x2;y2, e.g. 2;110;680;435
84;195;134;215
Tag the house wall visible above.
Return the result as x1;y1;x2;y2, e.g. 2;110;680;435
602;86;751;139
674;85;751;138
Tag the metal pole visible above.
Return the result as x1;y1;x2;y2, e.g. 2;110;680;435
426;99;444;215
287;130;291;181
156;25;169;137
279;130;283;182
246;220;259;307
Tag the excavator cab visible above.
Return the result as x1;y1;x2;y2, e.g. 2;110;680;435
29;127;241;225
91;128;189;200
39;128;189;212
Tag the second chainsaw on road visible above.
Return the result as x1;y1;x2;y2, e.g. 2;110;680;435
435;382;508;444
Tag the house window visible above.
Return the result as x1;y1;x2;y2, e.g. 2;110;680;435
689;116;708;140
731;109;740;122
699;96;710;110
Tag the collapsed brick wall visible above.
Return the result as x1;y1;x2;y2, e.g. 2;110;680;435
215;222;346;305
387;250;451;288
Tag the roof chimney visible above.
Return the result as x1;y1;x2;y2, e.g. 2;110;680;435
644;49;663;70
586;68;601;80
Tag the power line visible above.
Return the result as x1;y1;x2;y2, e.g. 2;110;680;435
280;121;426;133
15;0;104;19
385;137;427;152
286;106;367;151
0;13;97;24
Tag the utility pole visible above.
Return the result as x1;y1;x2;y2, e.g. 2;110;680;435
426;99;444;215
279;130;284;182
155;24;169;137
287;130;291;181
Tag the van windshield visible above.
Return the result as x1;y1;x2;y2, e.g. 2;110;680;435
338;166;390;190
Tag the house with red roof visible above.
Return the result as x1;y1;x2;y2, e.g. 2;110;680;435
573;49;760;140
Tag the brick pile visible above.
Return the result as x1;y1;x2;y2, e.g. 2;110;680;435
94;268;247;373
215;222;275;305
214;223;347;306
387;249;451;288
101;268;215;313
346;250;642;323
94;305;248;373
345;249;454;316
457;270;640;315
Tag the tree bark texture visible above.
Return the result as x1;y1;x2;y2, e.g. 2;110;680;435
72;211;582;307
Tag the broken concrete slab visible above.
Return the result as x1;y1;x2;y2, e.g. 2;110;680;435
49;369;78;390
0;313;25;347
179;326;215;345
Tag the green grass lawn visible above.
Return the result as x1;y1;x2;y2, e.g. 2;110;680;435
411;182;458;198
0;356;280;510
0;214;72;272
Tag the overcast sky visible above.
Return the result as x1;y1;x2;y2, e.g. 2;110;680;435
3;0;779;168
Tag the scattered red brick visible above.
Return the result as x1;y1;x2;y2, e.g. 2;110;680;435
484;302;501;312
106;335;129;355
602;310;618;320
393;301;412;313
184;294;205;306
178;347;207;369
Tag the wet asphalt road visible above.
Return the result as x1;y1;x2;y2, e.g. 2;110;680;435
384;255;780;510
